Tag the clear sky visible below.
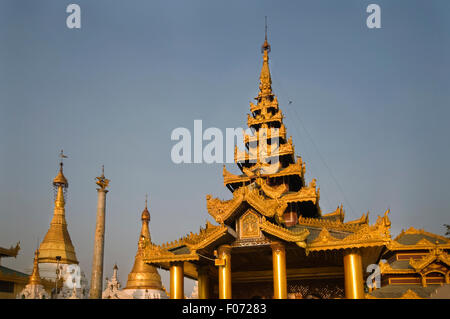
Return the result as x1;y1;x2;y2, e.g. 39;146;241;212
1;0;449;295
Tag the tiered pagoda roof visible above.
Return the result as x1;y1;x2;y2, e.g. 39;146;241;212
141;30;392;283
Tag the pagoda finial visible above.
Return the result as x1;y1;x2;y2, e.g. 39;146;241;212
261;16;271;53
141;195;150;224
257;17;273;100
53;150;69;187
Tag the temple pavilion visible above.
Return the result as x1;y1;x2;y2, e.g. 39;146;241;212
141;31;395;299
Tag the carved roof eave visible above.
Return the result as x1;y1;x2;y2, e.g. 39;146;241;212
234;143;295;163
281;186;319;205
306;211;392;253
250;99;279;112
142;223;234;265
0;242;20;258
387;240;450;251
244;126;286;144
223;159;304;186
184;225;231;251
142;244;200;264
321;205;345;222
260;217;309;247
159;222;230;251
345;212;369;225
378;261;416;275
297;215;365;233
393;227;450;243
408;248;450;272
206;187;288;224
247;112;283;127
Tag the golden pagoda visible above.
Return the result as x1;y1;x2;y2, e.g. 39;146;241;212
124;197;165;296
140;27;395;299
38;157;78;265
29;250;42;285
16;249;51;299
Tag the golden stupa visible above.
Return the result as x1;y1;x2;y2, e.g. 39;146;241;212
29;250;42;285
38;161;78;264
125;197;164;290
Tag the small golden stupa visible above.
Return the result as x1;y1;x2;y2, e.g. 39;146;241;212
29;250;42;285
125;197;164;290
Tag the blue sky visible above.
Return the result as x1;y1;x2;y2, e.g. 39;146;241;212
1;0;449;294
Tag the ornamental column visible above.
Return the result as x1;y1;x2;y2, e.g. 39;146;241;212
170;262;184;299
271;242;287;299
215;245;232;299
89;166;109;299
343;249;364;299
198;265;210;299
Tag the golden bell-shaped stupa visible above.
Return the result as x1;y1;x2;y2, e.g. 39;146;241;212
125;198;163;290
38;161;78;265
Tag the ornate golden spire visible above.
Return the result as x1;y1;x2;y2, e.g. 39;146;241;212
258;16;273;101
38;152;78;264
125;197;163;290
29;250;42;285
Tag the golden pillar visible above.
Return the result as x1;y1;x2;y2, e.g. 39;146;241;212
170;262;184;299
197;266;210;299
271;242;287;299
343;249;365;299
90;166;109;299
216;245;232;299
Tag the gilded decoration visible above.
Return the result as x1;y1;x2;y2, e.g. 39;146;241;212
206;185;288;224
393;227;450;243
409;246;450;272
143;243;199;264
259;217;309;247
142;222;230;264
378;260;415;275
95;166;109;190
256;178;288;199
307;210;391;252
0;242;20;257
388;228;450;251
247;110;283;127
297;212;367;233
208;175;321;225
234;140;294;162
239;211;261;239
222;157;305;186
244;124;286;144
321;205;345;222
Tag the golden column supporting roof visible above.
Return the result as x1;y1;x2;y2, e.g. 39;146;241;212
343;249;365;299
271;242;287;299
216;245;232;299
169;262;184;299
